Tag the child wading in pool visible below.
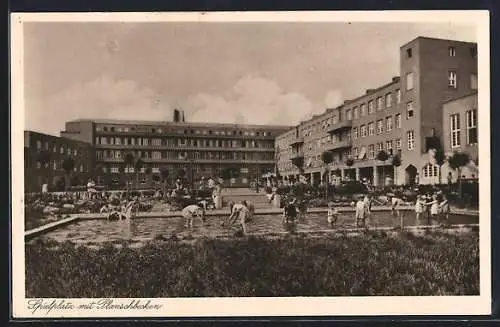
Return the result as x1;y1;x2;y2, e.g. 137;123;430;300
439;194;450;224
223;201;251;234
182;204;205;228
414;195;426;222
355;196;367;227
327;201;339;228
426;194;440;225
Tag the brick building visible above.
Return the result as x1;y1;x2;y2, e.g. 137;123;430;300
24;131;94;192
60;111;291;188
276;36;478;186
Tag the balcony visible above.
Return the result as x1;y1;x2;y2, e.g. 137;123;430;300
327;139;352;151
97;158;275;164
327;120;352;134
289;137;304;147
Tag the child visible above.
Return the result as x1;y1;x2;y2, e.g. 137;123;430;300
327;201;339;227
283;198;298;224
224;202;249;234
439;194;450;223
391;195;403;217
414;195;425;221
355;196;366;227
427;194;440;224
182;204;205;228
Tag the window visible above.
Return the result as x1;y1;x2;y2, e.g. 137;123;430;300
53;145;57;153
368;144;375;159
395;114;402;129
115;137;121;145
360;125;367;138
396;89;401;104
352;127;359;139
376;142;383;153
448;71;457;88
143;138;149;146
406;72;414;90
353;107;359;119
470;46;477;58
152;151;161;159
36;161;41;169
376;120;383;134
60;146;64;154
423;163;439;178
407;130;415;150
450;114;461;148
101;137;107;145
36;141;42;150
346;109;352;120
406;48;412;58
368;101;374;114
395;138;402;150
368;122;374;136
73;149;77;156
467;109;478;145
448;46;456;57
385;93;392;108
353;147;359;159
470;74;478;90
406;101;414;118
377;97;383;111
386;116;393;132
386;140;393;155
360;104;366;116
152;138;161;146
53;160;57;170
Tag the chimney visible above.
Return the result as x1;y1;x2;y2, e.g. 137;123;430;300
366;89;375;94
173;109;180;123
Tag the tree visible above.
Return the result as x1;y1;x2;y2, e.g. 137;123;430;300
160;166;170;189
448;151;471;202
123;152;135;190
391;153;402;185
434;150;446;184
320;151;334;199
376;150;389;186
62;157;75;191
134;158;145;189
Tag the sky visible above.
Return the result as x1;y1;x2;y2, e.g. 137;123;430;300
22;20;476;136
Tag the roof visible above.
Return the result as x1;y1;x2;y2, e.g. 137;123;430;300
400;36;477;49
66;118;293;130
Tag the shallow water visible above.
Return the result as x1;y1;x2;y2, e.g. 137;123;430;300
29;211;478;245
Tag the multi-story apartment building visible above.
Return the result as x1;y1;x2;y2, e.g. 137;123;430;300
276;36;478;186
24;131;94;192
60;112;291;188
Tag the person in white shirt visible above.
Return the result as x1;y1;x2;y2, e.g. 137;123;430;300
414;195;425;221
182;204;205;228
427;194;440;222
355;196;366;227
391;195;404;217
223;202;250;234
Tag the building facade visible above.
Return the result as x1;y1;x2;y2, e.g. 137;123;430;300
24;131;94;193
439;91;479;182
276;37;478;186
60;117;291;188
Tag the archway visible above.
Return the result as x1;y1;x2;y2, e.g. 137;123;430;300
405;164;418;185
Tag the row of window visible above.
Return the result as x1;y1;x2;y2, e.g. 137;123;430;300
33;160;87;172
96;150;274;161
95;137;274;149
36;140;80;157
450;109;478;148
352;138;404;160
95;125;274;137
103;164;265;175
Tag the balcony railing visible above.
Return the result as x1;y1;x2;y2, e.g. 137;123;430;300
327;139;352;151
94;144;274;151
289;137;304;147
327;120;352;134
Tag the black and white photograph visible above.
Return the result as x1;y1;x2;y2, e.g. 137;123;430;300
11;11;491;317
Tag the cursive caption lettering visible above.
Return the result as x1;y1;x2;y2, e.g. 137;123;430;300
27;299;163;315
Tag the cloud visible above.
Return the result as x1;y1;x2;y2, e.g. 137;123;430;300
26;74;172;135
186;73;320;126
324;89;343;108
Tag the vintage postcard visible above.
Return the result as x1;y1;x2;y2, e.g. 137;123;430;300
11;11;491;318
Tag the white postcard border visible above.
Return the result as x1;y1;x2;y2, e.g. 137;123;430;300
10;10;491;318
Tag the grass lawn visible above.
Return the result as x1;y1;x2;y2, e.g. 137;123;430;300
26;230;479;298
